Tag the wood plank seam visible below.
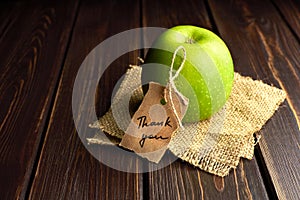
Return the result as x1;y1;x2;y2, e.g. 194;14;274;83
142;0;269;199
25;1;82;199
206;1;281;199
254;147;278;199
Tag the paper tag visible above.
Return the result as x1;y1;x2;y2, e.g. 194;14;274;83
120;82;188;163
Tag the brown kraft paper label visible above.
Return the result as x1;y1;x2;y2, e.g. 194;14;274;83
120;82;188;163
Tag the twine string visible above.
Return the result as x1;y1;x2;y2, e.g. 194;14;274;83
166;46;187;129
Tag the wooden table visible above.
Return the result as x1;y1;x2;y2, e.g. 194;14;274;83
1;0;299;199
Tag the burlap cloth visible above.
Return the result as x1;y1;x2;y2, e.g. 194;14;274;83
87;65;286;177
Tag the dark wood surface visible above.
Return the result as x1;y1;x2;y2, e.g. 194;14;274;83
208;0;300;199
0;0;299;199
0;1;79;199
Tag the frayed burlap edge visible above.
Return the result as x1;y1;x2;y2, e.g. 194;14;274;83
87;65;286;177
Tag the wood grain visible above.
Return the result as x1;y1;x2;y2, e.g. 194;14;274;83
148;156;269;200
0;1;79;199
29;0;143;199
0;2;15;41
208;0;300;199
272;0;300;40
142;0;269;199
259;109;300;200
142;0;212;30
210;0;300;127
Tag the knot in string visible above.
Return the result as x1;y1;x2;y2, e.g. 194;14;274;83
166;46;187;129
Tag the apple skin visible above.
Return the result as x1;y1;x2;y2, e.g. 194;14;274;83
142;25;234;122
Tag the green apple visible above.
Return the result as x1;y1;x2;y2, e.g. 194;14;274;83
142;25;234;122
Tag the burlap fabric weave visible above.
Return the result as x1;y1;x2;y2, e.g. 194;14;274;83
87;65;286;177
